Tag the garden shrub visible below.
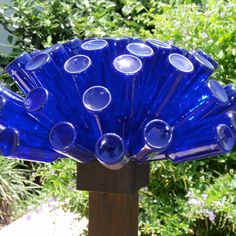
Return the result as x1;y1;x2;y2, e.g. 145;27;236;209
32;158;88;217
0;157;39;226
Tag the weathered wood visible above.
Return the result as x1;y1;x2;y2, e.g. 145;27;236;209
88;192;138;236
77;161;150;236
77;161;150;194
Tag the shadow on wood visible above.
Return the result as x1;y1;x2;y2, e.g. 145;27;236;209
77;161;150;236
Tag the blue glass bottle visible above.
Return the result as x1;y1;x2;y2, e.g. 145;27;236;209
95;133;128;170
103;37;129;60
167;124;234;163
145;39;172;106
29;49;41;58
80;39;110;86
193;111;236;142
146;38;172;61
128;37;144;44
129;119;173;161
125;43;156;129
24;53;75;118
49;121;96;162
24;53;56;90
174;80;229;128
125;42;155;100
0;84;24;103
196;49;218;69
24;87;66;129
184;50;215;93
5;52;39;94
82;86;112;135
225;84;236;101
159;51;215;124
146;39;172;72
43;43;69;69
64;55;100;130
82;37;98;43
170;45;190;56
62;38;82;57
224;84;236;110
112;54;142;119
0;127;60;162
148;53;194;120
0;95;49;137
64;54;94;96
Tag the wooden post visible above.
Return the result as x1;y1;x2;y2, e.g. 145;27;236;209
77;161;150;236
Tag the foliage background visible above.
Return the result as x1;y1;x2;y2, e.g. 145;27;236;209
0;0;235;235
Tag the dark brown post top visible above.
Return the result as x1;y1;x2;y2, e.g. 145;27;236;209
77;160;150;194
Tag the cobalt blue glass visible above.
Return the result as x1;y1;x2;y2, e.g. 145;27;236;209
146;39;172;72
173;80;229;128
196;49;218;69
82;37;98;43
64;55;101;129
80;39;110;86
82;86;112;135
167;124;234;163
103;37;129;60
128;37;144;44
49;121;96;163
125;43;155;100
224;83;236;110
0;127;60;162
193;111;236;142
24;53;60;92
0;84;24;103
64;54;94;96
112;54;142;119
24;53;75;117
43;43;69;69
95;133;128;170
125;43;157;131
225;84;236;101
62;38;82;57
24;87;66;129
5;52;39;93
0;94;49;137
148;53;194;120
129;119;173;161
170;45;190;56
2;37;235;168
159;52;215;124
145;39;172;105
146;39;172;59
29;49;41;58
184;50;215;93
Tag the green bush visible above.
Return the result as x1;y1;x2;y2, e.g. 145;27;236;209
139;157;236;235
0;157;39;225
0;0;235;235
31;158;88;217
139;0;236;84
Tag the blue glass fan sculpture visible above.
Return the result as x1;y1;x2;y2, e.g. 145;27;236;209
1;38;235;170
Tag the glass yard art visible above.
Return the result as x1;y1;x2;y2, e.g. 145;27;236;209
0;37;235;170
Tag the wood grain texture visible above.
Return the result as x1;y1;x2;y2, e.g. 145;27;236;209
77;161;150;236
88;192;138;236
77;161;150;194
